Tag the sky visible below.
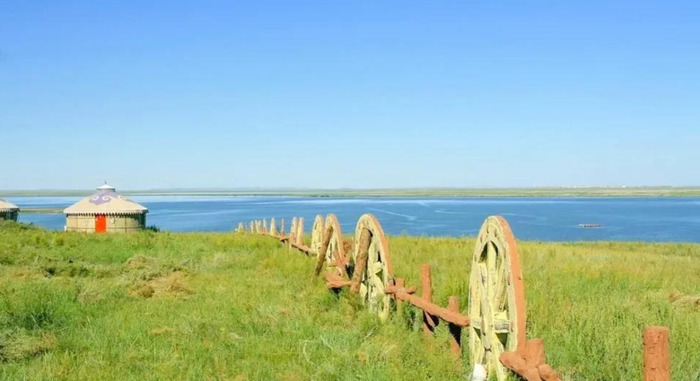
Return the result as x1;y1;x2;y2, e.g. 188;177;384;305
1;1;698;190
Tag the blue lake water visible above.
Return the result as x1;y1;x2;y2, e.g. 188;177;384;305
6;196;700;242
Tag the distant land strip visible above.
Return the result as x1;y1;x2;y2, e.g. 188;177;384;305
20;208;64;214
2;187;700;198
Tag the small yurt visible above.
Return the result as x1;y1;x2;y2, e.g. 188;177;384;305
64;184;148;233
0;198;19;221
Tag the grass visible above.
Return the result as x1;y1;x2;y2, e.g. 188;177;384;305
3;186;700;197
0;221;699;380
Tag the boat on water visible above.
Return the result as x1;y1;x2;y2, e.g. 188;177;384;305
578;223;602;228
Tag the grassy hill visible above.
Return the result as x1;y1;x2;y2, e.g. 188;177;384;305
0;222;698;380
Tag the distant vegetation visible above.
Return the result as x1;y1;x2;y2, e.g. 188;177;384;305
17;208;64;214
3;186;700;198
0;221;698;379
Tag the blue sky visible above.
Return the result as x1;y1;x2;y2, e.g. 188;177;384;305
1;1;698;190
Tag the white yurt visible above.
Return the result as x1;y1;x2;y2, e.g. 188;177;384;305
64;184;148;233
0;198;19;221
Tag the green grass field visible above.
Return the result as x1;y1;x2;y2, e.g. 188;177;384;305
1;222;699;380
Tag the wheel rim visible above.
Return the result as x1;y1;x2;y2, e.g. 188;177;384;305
270;218;277;235
468;216;526;381
310;215;324;255
353;214;393;321
322;214;345;276
296;217;305;246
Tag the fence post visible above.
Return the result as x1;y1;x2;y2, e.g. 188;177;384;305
395;278;405;316
421;264;436;337
448;295;461;363
643;326;670;381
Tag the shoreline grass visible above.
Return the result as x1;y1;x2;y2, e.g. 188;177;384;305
0;222;698;380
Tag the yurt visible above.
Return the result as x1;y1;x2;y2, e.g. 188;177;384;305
64;184;148;233
0;198;19;221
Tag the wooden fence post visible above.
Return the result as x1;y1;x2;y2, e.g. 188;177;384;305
643;326;670;381
421;264;436;337
448;295;461;363
395;278;405;316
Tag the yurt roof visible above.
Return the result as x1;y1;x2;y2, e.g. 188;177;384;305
64;184;148;215
0;198;19;212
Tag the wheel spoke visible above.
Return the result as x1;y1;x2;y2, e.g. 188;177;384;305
493;317;511;333
359;283;368;300
490;332;506;379
369;260;383;276
478;266;493;350
486;242;497;305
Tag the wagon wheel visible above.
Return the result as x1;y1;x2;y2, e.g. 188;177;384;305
310;215;324;255
270;218;277;236
468;216;527;381
320;214;346;277
352;214;394;321
289;217;298;244
296;217;305;246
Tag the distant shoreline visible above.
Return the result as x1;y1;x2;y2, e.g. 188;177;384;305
20;208;64;214
2;187;700;198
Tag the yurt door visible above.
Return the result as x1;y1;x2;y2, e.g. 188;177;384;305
95;214;107;233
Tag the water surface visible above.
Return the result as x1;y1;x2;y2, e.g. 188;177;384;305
7;196;700;242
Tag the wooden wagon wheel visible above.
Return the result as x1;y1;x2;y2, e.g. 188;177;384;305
468;216;527;381
351;214;394;321
316;214;346;277
270;218;277;236
310;215;324;255
296;217;305;246
289;217;298;244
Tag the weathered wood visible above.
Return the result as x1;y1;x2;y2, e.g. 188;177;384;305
499;340;561;381
296;217;304;246
448;296;462;359
288;217;297;249
499;352;542;381
313;225;334;277
384;284;417;295
291;242;311;254
270;218;277;235
386;285;470;327
350;228;371;294
325;272;353;289
421;264;437;335
395;278;406;316
525;339;545;368
643;326;670;381
537;364;561;381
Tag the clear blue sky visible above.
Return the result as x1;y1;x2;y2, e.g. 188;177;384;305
1;1;698;190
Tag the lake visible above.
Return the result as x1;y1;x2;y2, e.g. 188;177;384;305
6;196;700;242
